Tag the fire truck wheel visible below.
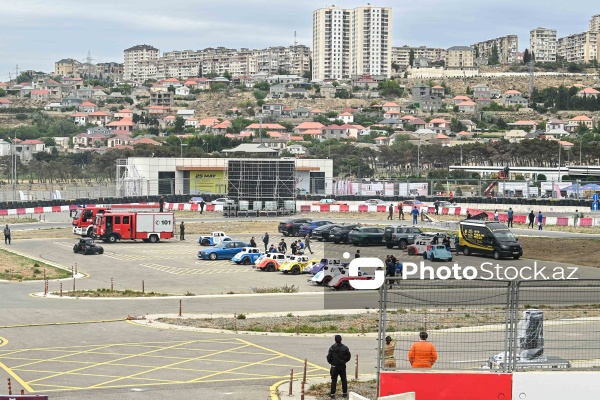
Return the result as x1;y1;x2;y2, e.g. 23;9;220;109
108;234;118;243
149;235;159;243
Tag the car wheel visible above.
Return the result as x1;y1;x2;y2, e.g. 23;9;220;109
333;240;340;244
423;253;427;260
209;253;218;260
448;258;452;262
282;232;289;237
266;263;276;272
407;248;416;256
399;240;408;250
343;237;349;244
201;239;210;246
513;255;520;260
108;234;118;243
322;276;332;286
338;281;351;291
73;246;78;253
493;250;501;260
291;266;300;275
463;247;470;256
385;244;394;249
242;257;251;265
98;248;104;255
292;229;299;237
149;235;159;243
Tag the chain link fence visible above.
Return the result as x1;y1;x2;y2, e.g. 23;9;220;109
377;279;600;374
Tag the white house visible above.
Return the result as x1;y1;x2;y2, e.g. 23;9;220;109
175;86;190;96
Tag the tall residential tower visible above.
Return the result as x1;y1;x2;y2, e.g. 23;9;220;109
312;4;392;81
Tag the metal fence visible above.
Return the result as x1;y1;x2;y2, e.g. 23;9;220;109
377;279;600;374
0;181;118;202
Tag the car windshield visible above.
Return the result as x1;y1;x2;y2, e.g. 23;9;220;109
214;242;228;249
73;210;82;219
494;230;517;242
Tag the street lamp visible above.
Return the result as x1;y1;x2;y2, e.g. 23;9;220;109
175;136;187;158
6;133;17;201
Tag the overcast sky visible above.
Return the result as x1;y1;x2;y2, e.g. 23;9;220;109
0;0;596;80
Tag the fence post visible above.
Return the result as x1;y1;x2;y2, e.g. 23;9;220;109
234;313;237;333
7;378;11;395
73;277;76;292
179;299;182;317
288;368;294;396
111;277;114;291
60;282;63;297
142;280;145;294
296;315;300;336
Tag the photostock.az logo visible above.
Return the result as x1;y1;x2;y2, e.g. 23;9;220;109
348;258;385;290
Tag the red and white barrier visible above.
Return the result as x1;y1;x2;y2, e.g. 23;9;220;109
380;370;600;400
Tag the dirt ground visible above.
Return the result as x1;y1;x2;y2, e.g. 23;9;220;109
0;249;72;280
519;237;600;268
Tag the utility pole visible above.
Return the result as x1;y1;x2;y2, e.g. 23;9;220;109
84;51;95;87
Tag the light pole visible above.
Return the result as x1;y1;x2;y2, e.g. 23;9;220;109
175;136;187;158
7;133;17;201
557;139;561;183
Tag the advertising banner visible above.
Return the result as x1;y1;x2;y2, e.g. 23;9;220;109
190;170;227;194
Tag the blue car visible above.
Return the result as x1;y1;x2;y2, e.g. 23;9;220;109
231;247;263;265
423;244;453;262
299;220;333;236
198;241;248;260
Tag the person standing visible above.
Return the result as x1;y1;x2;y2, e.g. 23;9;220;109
249;237;257;248
327;335;351;399
537;211;543;231
398;201;404;220
507;208;514;228
159;195;165;213
494;209;499;221
3;224;11;245
387;204;394;220
408;331;437;368
305;235;314;254
354;249;360;258
466;211;472;219
386;256;396;289
179;221;185;240
434;200;439;215
278;238;287;254
573;209;579;227
528;210;535;229
290;241;297;255
199;198;205;214
383;336;397;368
262;232;269;252
297;240;305;254
411;206;419;225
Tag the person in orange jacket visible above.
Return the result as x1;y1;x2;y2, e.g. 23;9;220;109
408;331;437;368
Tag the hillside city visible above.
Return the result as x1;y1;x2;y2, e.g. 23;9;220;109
1;6;600;185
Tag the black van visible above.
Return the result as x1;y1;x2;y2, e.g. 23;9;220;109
458;220;522;260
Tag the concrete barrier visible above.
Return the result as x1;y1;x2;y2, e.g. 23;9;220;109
512;371;600;399
379;393;416;400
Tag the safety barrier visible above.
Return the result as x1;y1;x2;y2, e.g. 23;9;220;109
379;371;600;400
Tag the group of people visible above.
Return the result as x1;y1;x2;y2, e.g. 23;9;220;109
387;203;420;224
431;233;451;251
260;232;313;255
327;332;437;398
527;210;544;230
384;255;403;288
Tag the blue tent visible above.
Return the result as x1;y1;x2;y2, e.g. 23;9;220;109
581;184;600;190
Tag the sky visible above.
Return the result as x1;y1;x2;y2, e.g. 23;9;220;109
0;0;596;80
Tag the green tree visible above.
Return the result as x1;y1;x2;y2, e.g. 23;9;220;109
167;85;175;93
174;116;185;133
253;81;270;91
523;48;531;64
409;50;415;67
335;89;351;99
489;44;500;65
377;80;403;98
450;118;466;133
0;88;5;97
223;70;232;80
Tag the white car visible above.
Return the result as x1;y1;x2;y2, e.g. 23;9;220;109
364;199;385;206
211;198;235;205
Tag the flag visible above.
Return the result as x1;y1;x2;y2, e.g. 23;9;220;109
554;184;562;199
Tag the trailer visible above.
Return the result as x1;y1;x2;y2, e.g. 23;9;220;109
93;212;175;243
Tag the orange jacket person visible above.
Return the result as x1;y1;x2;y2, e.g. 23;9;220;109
408;331;437;368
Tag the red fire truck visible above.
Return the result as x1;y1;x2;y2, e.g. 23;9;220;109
72;204;160;236
71;206;108;236
93;212;175;243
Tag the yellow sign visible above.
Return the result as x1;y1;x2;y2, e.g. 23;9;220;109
191;170;227;194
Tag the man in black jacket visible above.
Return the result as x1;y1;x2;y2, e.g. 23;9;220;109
327;334;351;398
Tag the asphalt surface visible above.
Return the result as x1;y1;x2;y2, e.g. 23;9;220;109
1;212;599;399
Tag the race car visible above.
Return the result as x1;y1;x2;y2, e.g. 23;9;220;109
309;261;349;286
198;231;231;246
328;270;372;291
231;247;263;265
255;253;288;272
423;244;453;262
73;238;104;255
279;255;318;275
309;258;342;275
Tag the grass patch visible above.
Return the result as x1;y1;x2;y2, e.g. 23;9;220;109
306;379;377;399
0;248;72;281
0;217;39;224
56;288;170;297
250;284;299;294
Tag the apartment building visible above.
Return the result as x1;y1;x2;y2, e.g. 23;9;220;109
530;28;557;63
128;46;310;81
391;46;446;67
312;4;392;81
590;14;600;32
123;44;160;81
54;59;82;77
445;46;476;69
558;31;600;64
472;35;519;65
